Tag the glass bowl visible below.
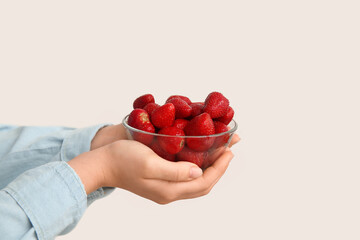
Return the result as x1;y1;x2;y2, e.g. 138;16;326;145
122;115;237;170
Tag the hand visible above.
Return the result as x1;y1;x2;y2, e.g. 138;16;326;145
69;133;240;204
90;124;128;150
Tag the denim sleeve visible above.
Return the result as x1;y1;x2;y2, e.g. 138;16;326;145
0;124;115;239
59;124;115;205
1;161;87;240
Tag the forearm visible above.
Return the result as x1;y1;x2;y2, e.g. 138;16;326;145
70;124;128;194
67;146;109;194
0;123;120;239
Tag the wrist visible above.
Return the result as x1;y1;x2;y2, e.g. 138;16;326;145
67;146;109;194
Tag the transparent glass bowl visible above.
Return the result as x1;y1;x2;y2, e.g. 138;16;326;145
122;115;237;170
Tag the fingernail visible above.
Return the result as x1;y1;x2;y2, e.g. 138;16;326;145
190;167;203;178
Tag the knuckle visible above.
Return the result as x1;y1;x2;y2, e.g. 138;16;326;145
141;160;152;176
173;169;181;182
204;187;212;195
155;199;170;205
156;196;171;205
200;187;212;197
200;180;211;193
160;190;177;204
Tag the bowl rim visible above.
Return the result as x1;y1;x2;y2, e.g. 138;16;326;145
122;114;238;138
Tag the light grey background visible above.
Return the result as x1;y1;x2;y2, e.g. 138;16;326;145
1;1;359;239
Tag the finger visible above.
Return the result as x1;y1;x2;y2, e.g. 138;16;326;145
117;124;129;140
170;149;234;199
190;148;233;195
228;134;240;148
145;156;203;182
142;149;234;204
198;154;232;196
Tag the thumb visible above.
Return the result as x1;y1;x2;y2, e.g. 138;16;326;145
146;156;203;182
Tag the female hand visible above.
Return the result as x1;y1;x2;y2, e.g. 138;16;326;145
90;124;128;150
69;135;240;204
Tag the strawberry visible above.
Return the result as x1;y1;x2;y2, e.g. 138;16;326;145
190;102;204;118
215;106;234;125
202;146;226;169
166;97;192;119
166;95;192;105
128;109;155;145
143;103;160;116
150;142;176;161
184;113;215;151
214;121;229;134
151;103;176;129
186;136;215;152
172;119;189;130
213;121;230;147
128;109;152;129
132;123;155;145
176;147;208;168
133;94;155;109
158;127;185;154
203;92;229;118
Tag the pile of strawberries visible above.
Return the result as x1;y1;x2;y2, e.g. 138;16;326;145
127;92;234;168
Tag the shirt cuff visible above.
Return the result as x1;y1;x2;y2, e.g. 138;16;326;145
4;161;87;240
60;123;115;205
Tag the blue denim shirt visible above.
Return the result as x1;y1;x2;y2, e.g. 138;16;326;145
0;124;114;240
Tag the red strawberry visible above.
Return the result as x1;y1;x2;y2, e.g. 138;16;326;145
213;121;230;147
190;102;204;118
143;103;160;116
214;121;229;134
166;97;192;119
172;119;189;130
133;94;155;109
158;127;185;154
215;106;234;125
128;109;151;128
150;142;176;161
151;103;176;129
166;95;192;105
132;123;155;145
186;136;216;152
128;109;155;145
202;146;226;169
203;92;229;118
176;147;208;168
184;113;215;151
